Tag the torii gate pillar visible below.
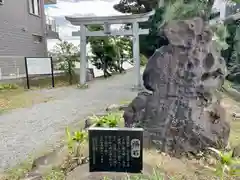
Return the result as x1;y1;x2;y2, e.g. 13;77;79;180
65;11;155;87
132;21;141;89
80;24;87;85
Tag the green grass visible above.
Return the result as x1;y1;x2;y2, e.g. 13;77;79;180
220;83;240;146
229;115;240;147
0;75;80;113
0;88;54;113
26;74;79;89
2;95;240;180
43;168;65;180
4;157;34;180
223;80;233;89
119;99;131;105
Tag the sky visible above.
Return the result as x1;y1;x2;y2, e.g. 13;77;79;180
45;0;227;50
45;0;123;50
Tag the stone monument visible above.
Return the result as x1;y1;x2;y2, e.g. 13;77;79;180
124;17;230;156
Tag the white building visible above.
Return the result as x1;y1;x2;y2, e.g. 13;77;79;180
213;0;240;19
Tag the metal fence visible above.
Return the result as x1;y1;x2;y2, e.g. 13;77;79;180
0;56;26;80
0;56;62;81
0;56;134;82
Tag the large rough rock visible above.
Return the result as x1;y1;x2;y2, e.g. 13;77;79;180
124;17;230;155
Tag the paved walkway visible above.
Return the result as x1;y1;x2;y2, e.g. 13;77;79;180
0;70;139;170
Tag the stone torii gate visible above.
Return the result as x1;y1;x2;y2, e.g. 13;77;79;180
65;11;154;88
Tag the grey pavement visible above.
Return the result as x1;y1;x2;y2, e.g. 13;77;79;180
0;69;139;170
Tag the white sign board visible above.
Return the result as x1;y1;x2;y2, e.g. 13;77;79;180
26;57;52;75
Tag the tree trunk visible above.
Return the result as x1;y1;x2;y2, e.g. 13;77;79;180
103;62;107;78
206;0;215;20
68;61;73;85
103;59;112;78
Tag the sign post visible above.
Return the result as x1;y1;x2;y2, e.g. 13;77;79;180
24;57;55;89
88;127;143;173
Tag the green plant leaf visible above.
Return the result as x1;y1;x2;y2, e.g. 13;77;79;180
221;151;234;165
65;127;74;153
72;130;88;143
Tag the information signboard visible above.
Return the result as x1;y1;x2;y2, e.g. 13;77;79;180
25;57;54;89
88;127;143;173
26;57;52;75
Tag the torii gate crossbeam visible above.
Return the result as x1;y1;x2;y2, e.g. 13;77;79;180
65;11;154;89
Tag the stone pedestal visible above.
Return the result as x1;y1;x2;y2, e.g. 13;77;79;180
86;68;95;82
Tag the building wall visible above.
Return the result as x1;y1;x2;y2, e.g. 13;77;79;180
213;0;240;19
0;0;47;77
0;0;47;56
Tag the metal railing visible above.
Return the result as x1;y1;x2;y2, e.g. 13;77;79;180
0;56;25;80
45;15;59;33
0;56;62;81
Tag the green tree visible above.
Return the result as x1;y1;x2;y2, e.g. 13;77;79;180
113;35;132;72
49;40;80;85
87;25;114;77
223;20;240;83
113;0;157;14
114;0;240;58
88;25;132;77
139;8;168;57
222;21;239;67
114;0;240;15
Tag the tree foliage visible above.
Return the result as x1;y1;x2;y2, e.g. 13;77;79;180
114;0;240;58
114;0;240;14
49;40;80;84
114;0;217;58
139;8;169;57
211;22;229;52
223;20;240;83
87;25;132;77
113;0;157;14
114;0;240;85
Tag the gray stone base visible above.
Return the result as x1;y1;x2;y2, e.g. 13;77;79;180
86;68;95;82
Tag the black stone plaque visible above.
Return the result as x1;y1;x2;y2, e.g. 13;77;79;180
88;127;143;173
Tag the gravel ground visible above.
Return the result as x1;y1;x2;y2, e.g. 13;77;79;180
0;70;140;170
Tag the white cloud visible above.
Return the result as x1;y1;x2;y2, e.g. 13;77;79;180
46;0;122;17
46;0;123;44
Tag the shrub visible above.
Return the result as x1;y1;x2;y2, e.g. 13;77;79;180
140;54;148;66
91;113;122;128
65;127;88;157
49;40;80;85
208;147;240;179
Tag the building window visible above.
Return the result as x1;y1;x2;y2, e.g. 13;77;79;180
32;34;43;43
28;0;40;16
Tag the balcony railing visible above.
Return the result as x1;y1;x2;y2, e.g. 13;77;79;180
44;0;57;5
46;16;60;39
46;19;57;32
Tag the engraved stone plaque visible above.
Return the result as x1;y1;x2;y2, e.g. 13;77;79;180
88;127;143;173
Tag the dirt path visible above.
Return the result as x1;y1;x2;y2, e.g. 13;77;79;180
0;70;139;170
